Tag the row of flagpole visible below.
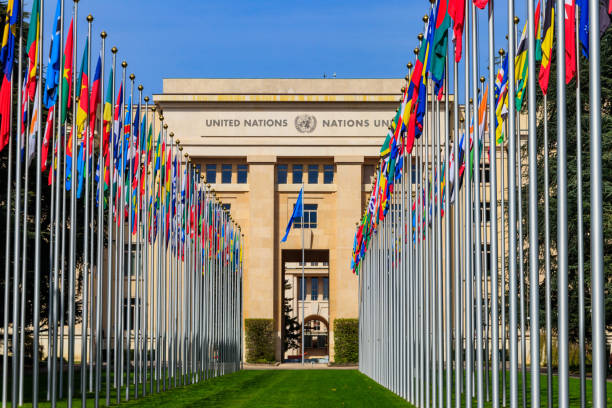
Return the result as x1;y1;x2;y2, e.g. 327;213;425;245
354;0;608;407
0;1;245;407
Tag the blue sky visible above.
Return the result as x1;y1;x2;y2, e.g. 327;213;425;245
34;0;530;99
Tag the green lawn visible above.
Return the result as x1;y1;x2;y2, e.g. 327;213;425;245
6;368;612;407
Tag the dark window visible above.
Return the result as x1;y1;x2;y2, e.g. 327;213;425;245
323;165;334;184
195;164;202;182
482;164;491;183
221;164;232;184
299;277;306;301
123;298;137;326
308;165;318;184
480;201;491;222
311;277;318;300
221;203;231;212
206;164;216;184
295;203;317;229
237;164;248;184
292;164;303;184
322;277;329;300
277;164;288;184
363;165;374;185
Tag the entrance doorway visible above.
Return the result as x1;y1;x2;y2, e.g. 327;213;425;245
281;249;329;363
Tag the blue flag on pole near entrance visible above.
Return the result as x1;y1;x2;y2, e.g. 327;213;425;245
281;187;303;242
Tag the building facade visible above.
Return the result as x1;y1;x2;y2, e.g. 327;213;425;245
154;78;412;361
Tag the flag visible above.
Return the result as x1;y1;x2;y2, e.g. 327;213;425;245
25;0;40;101
535;0;543;61
603;1;611;34
27;82;41;166
43;0;61;108
41;106;54;171
448;0;465;62
281;187;303;243
66;128;74;191
515;22;529;111
89;55;101;139
60;18;74;123
432;0;451;85
75;38;89;136
102;69;113;154
474;0;488;9
564;0;577;84
539;0;555;94
0;0;21;152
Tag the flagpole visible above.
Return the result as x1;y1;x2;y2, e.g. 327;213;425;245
487;3;499;407
81;15;93;408
573;6;586;407
11;1;25;405
588;0;606;405
117;61;127;401
125;72;135;401
554;0;569;405
452;51;461;408
134;83;143;399
443;43;451;408
105;46;117;407
94;29;106;408
301;183;304;366
32;0;45;405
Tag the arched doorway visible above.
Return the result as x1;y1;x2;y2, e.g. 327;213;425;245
303;315;329;362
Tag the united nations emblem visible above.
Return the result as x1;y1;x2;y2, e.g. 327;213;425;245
294;114;317;133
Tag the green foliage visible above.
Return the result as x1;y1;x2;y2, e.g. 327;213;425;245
524;29;612;347
333;318;358;364
282;279;301;353
244;318;275;363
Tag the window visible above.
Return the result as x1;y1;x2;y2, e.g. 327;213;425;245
195;164;201;181
363;165;374;185
482;164;491;183
123;297;137;326
323;165;334;184
206;164;216;184
292;164;303;184
298;277;306;301
322;277;329;300
294;203;317;228
237;164;248;184
480;201;491;222
311;277;318;300
277;164;288;184
221;203;231;212
221;164;232;184
308;165;318;184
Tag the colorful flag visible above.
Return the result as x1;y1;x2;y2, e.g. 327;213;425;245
432;0;451;85
89;55;101;140
25;0;40;101
0;0;21;152
564;0;577;84
75;38;89;137
60;18;74;123
515;22;529;111
27;82;41;166
539;0;555;94
43;0;61;108
102;69;113;154
41;106;54;171
535;0;543;61
448;0;465;62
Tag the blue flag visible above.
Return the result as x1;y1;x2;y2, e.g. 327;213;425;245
43;0;61;108
281;187;303;242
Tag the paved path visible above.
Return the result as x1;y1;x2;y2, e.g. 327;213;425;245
243;362;357;370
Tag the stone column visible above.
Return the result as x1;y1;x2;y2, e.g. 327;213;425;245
329;155;363;361
244;155;278;359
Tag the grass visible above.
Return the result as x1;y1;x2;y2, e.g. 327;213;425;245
5;367;612;407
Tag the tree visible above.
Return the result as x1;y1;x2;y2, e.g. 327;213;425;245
282;279;301;354
525;28;612;348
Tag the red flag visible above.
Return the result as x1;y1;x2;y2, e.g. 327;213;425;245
473;0;488;9
565;0;577;83
449;0;466;62
41;106;54;172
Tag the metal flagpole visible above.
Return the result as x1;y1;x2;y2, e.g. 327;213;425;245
587;0;606;405
526;1;540;407
81;15;93;408
11;3;24;406
487;3;500;406
125;72;135;401
106;46;117;407
452;52;461;408
301;183;305;366
554;0;568;405
134;83;143;399
499;48;507;407
117;61;127;400
143;95;150;397
573;6;585;407
506;1;519;406
67;1;79;404
94;30;106;408
33;1;45;405
470;3;483;406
